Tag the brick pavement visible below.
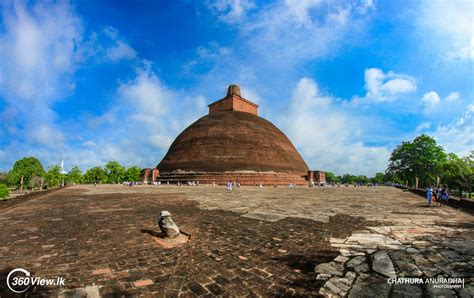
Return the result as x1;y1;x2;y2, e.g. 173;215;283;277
0;185;473;297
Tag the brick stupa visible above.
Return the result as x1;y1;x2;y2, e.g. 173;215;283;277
156;85;311;185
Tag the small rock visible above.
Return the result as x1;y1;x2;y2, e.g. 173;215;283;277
326;276;353;292
158;211;180;239
325;280;342;294
347;256;366;268
315;262;344;277
435;262;473;277
238;255;248;261
334;255;349;263
316;273;331;281
439;250;466;262
341;249;365;256
348;273;391;298
395;260;423;277
406;247;419;254
354;263;369;273
345;271;356;282
372;251;396;278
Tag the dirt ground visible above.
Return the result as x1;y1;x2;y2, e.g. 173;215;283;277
0;184;473;297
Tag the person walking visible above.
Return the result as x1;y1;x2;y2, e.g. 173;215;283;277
426;185;433;207
441;186;449;206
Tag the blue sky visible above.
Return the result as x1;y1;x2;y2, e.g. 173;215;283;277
0;0;473;176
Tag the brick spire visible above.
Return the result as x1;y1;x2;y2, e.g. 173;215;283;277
227;84;241;97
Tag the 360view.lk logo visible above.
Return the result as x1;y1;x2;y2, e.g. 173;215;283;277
6;268;65;293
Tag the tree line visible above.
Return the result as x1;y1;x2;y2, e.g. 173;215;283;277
385;134;473;198
0;158;142;192
312;135;472;198
324;172;386;185
0;134;472;198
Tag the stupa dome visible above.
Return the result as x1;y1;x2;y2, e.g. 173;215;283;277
156;85;310;185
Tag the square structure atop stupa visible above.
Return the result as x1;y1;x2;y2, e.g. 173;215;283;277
208;84;259;115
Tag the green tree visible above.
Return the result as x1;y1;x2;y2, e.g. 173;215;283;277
83;167;107;183
355;175;370;184
0;184;9;199
325;172;336;183
372;172;385;184
341;174;356;184
386;134;447;188
67;166;83;184
46;165;63;188
464;151;474;198
29;176;44;189
125;166;141;182
443;153;473;197
104;161;125;183
0;171;7;184
7;157;45;188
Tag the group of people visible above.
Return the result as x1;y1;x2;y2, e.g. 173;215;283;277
426;185;449;207
226;180;241;190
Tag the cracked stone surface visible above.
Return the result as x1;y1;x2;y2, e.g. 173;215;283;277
372;251;396;278
0;184;473;296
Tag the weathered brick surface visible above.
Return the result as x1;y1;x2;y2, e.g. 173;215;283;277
208;95;258;115
157;110;309;177
2;185;472;296
0;186;367;296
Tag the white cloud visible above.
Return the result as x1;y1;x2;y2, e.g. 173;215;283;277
284;0;323;25
149;134;174;150
431;104;474;157
200;0;376;78
357;0;375;13
82;140;96;147
86;64;209;167
364;68;417;102
0;1;82;104
282;77;390;176
419;1;474;61
205;0;256;23
457;37;474;60
240;86;263;104
0;2;147;171
420;91;440;112
0;1;84;151
27;124;64;147
103;27;136;61
196;41;230;59
415;122;431;132
87;110;117;128
117;64;175;119
445;91;460;103
291;77;332;107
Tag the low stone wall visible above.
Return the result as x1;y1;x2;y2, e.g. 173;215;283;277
0;187;67;212
396;185;474;214
157;172;309;186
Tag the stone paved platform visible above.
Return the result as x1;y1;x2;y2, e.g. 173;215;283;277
0;185;473;297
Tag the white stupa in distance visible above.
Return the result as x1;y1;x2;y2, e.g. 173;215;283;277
60;160;67;174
